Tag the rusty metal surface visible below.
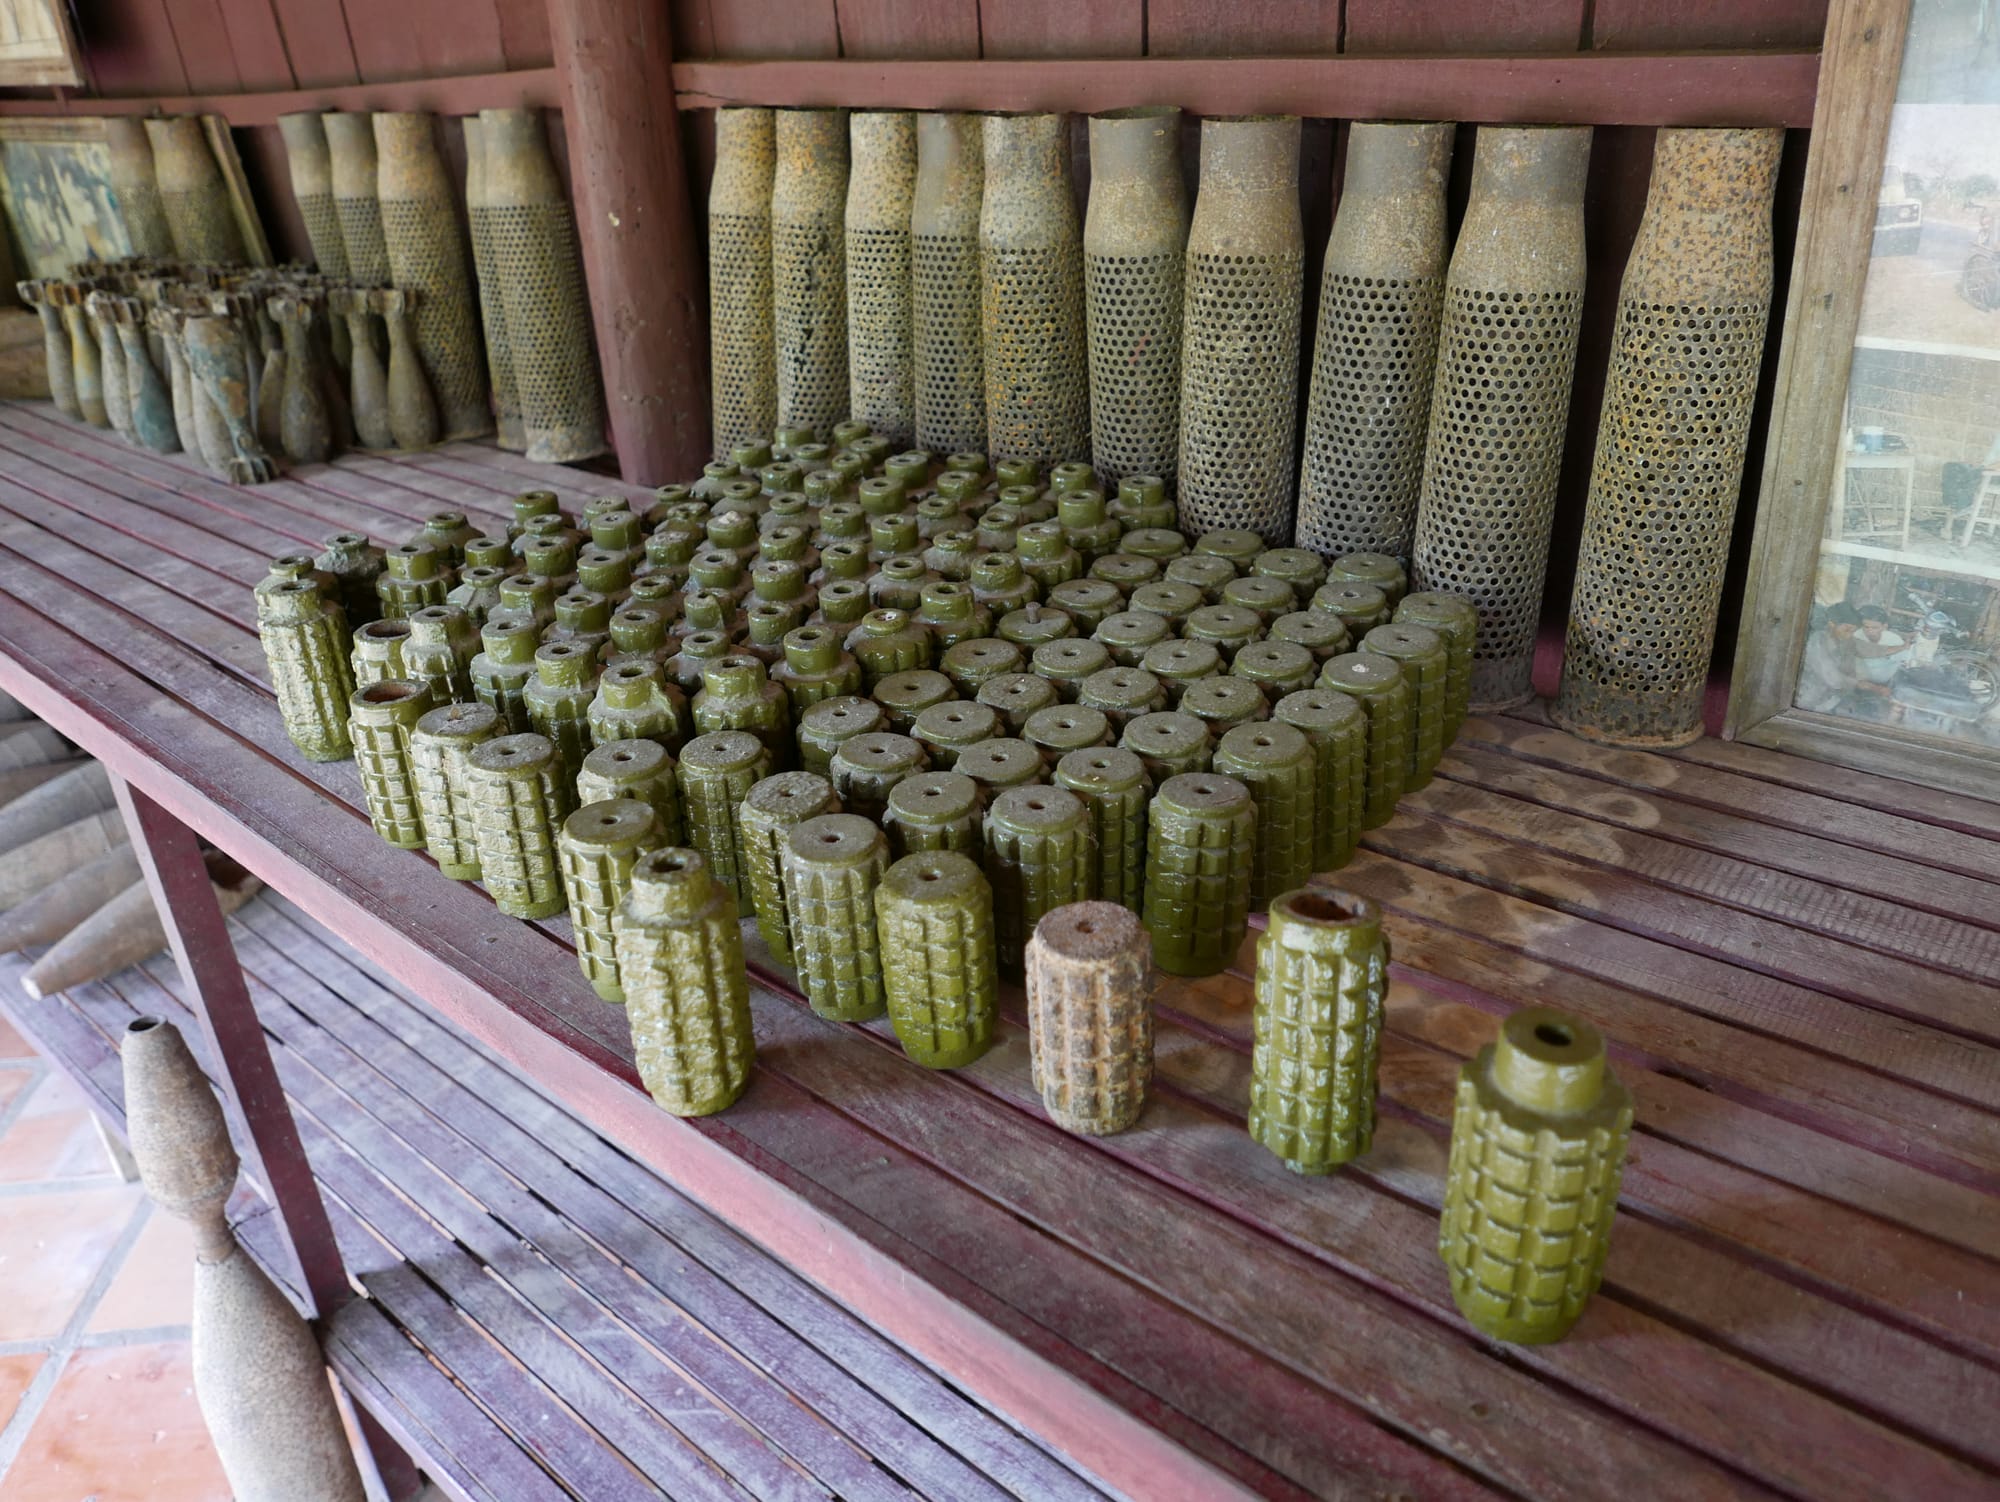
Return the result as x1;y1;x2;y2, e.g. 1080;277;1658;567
981;113;1089;471
463;117;524;452
846;111;918;447
325;112;392;287
1297;122;1452;563
1085;108;1188;493
773;108;851;438
1177;116;1304;545
710;106;777;456
1553;127;1783;749
912;113;986;456
1411;126;1590;711
104;118;175;259
145;116;247;265
278;112;351;280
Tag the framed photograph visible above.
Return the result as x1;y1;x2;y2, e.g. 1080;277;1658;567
0;118;133;280
1729;0;2000;798
0;0;85;88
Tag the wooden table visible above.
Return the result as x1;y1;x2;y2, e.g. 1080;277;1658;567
1;400;1996;1500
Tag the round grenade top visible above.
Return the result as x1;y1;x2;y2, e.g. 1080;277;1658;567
1319;651;1406;697
886;770;984;827
1490;1007;1620;1118
880;849;987;907
581;737;672;783
679;728;765;773
563;797;659;851
955;736;1046;791
787;812;888;867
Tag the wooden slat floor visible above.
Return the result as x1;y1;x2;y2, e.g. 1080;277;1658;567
0;399;1996;1500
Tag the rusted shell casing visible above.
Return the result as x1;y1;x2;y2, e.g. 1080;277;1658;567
1085;108;1188;491
617;849;755;1116
560;799;666;1003
981;114;1089;470
773;109;851;436
1362;621;1449;788
738;771;842;965
912;113;987;455
326;113;391;285
710;107;778;454
1412;126;1591;711
349;679;432;847
1178;117;1305;544
105;118;175;257
410;700;500;879
1026;901;1153;1134
278;111;351;280
1553;128;1783;749
1394;590;1478;743
1297;123;1453;561
145;116;247;263
783;812;891;1021
847;112;917;446
462;117;523;451
464;732;570;918
876;851;998;1069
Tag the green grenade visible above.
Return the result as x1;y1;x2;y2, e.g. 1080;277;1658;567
1179;674;1268;739
1362;622;1449;790
560;800;667;1003
447;565;511;628
616;848;755;1117
546;589;615;660
796;695;889;777
1017;520;1082;590
996;602;1075;651
924;530;981;582
1231;640;1317;700
576;547;632;599
693;654;793;769
1439;1007;1633;1345
627;576;687;623
403;604;478;706
1049;460;1094;494
675;730;770;908
464;533;515;571
830;731;930;821
1166;554;1238;605
1032;638;1112;702
1077;666;1167;731
589;660;691;755
1312;581;1391;637
1220;575;1296;625
1120;526;1189;564
1395;591;1479;743
1121;711;1212;783
521;528;579;586
1274;689;1367;872
1269;609;1351;664
665;629;736;698
1319;652;1412;830
1094;609;1173;667
376;542;448;619
869;555;928;610
1110;475;1175;532
496;573;558;632
349;679;432;847
940;638;1025;697
995;456;1039;488
1143;769;1256;977
317;532;386;627
1193;529;1263;573
873;668;955;735
1140;638;1225;707
524;641;599;787
351;618;413;687
1023;704;1112;767
783;813;890;1021
1057;490;1122;564
737;772;841;965
577;738;685;846
970;552;1038;615
418;509;479;569
876;852;998;1068
985;786;1097;972
1251;547;1327;604
974;505;1023;556
1183;604;1264;663
846;609;933;689
911;700;1002;769
410;701;501;879
1026;902;1153;1135
1328;552;1407;607
916;582;993;649
1128;579;1204;629
464;732;571;918
1054;747;1150;910
1214;722;1318;910
1250;887;1387;1174
975;672;1060;735
883;771;984;859
470;618;538;733
257;579;354;762
954;737;1046;798
1090;553;1161;595
510;489;559;537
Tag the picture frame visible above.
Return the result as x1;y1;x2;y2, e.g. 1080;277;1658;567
0;0;86;88
0;116;134;280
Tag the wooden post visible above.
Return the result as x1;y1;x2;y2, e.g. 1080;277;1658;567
548;0;709;483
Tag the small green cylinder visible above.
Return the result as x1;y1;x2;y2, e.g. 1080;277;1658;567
1193;528;1263;572
376;542;447;618
560;800;667;1003
1031;638;1113;702
464;732;571;919
1166;554;1237;604
1094;609;1173;667
1077;666;1168;731
1220;575;1295;625
317;532;385;628
469;618;538;733
796;695;889;777
1024;704;1113;766
1120;526;1189;564
954;736;1047;798
876;851;998;1068
940;637;1025;697
589;660;691;756
403;604;479;706
846;609;934;688
872;668;956;734
1183;605;1264;663
737;771;842;966
1214;722;1317;910
883;770;984;859
773;625;866;717
1394;590;1479;743
1362;621;1449;789
911;700;1003;769
1312;581;1391;636
830;731;930;820
1110;476;1175;531
1268;609;1350;663
783;813;891;1021
1251;546;1327;602
350;679;433;848
975;672;1061;734
352;618;413;687
1053;747;1150;910
984;785;1097;972
1272;689;1367;872
1139;638;1221;704
409;700;501;879
577;739;685;846
997;603;1076;651
258;580;355;762
1179;674;1268;739
1230;640;1317;699
1089;553;1162;596
676;730;772;907
1318;651;1412;830
1047;578;1122;635
524;641;600;787
1120;710;1212;782
1143;771;1255;978
693;654;793;769
1328;552;1407;607
1129;579;1204;631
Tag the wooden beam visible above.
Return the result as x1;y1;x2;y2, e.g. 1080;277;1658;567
0;66;561;126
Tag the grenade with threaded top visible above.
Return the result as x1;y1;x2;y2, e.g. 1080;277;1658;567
783;813;891;1020
524;641;599;786
410;701;501;878
1313;581;1391;637
1095;609;1173;666
376;543;448;619
1394;591;1478;743
577;739;685;845
317;532;385;627
1026;902;1153;1134
589;660;691;754
876;852;998;1068
676;730;770;908
1439;1007;1633;1345
1318;651;1412;829
1024;704;1112;766
560;800;667;1003
464;733;571;918
693;654;793;769
350;679;433;847
1214;722;1317;909
258;579;355;762
1141;638;1222;703
883;770;984;858
830;731;930;820
1363;621;1448;788
1179;674;1268;740
1250;887;1387;1174
737;772;841;965
940;638;1025;697
1054;747;1149;910
616;848;755;1116
1111;474;1175;531
1231;640;1317;700
352;618;413;688
471;618;538;733
985;785;1097;971
1273;688;1367;871
1144;771;1254;977
402;604;479;706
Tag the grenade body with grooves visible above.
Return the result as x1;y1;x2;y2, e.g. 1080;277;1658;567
796;695;889;777
349;680;432;847
773;109;850;435
318;533;385;628
410;701;501;879
710;107;777;454
693;655;793;769
1251;888;1387;1174
1439;1007;1634;1344
872;668;954;735
1394;591;1478;742
589;661;691;756
738;772;842;965
1120;710;1212;783
464;733;571;918
376;543;448;620
1143;771;1255;977
523;641;599;786
676;730;771;909
1054;747;1149;911
403;604;479;707
830;731;930;821
1362;621;1448;789
876;851;997;1068
1327;553;1407;608
847;112;918;445
617;849;755;1117
561;800;666;1003
1095;610;1173;668
471;619;539;733
912;699;1003;768
577;739;685;846
984;785;1097;972
912;113;987;455
258;580;355;762
847;609;933;689
772;626;863;717
1319;652;1412;830
783;813;890;1021
1026;902;1153;1135
1213;722;1317;910
883;770;984;859
352;619;413;688
1273;689;1367;871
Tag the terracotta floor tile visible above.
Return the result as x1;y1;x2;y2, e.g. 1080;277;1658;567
0;1184;141;1341
0;1071;116;1185
3;1341;228;1502
0;1350;43;1431
87;1207;195;1334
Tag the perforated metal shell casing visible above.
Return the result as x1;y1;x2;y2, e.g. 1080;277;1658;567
737;772;842;965
464;732;571;918
710;108;778;454
326;113;391;285
1025;901;1153;1135
145;116;246;263
912;113;987;455
104;118;174;258
462;117;523;451
773;109;851;436
783;813;891;1020
876;852;998;1068
1143;771;1254;977
847;113;917;446
278;112;352;280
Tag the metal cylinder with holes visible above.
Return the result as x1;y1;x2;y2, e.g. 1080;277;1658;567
783;812;891;1020
876;851;998;1068
773;109;850;438
349;679;432;847
738;771;842;966
105;117;174;257
560;799;666;1003
710;107;778;454
464;732;570;918
410;700;501;879
463;117;524;451
1025;901;1153;1135
847;112;917;445
912;112;987;455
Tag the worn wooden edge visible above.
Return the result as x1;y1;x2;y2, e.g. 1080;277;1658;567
1736;709;2000;806
0;67;563;125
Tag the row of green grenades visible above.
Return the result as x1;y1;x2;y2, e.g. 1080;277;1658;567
253;431;1632;1345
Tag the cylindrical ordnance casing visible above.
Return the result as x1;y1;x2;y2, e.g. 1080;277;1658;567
783;813;890;1020
773;625;864;717
463;117;522;451
883;769;984;859
1139;637;1222;703
1394;591;1479;743
1119;710;1212;783
1076;665;1168;731
876;851;998;1068
410;700;501;879
1327;553;1408;608
981;114;1088;470
22;866;258;1001
447;566;510;628
829;730;930;820
0;843;141;954
1312;582;1391;639
795;694;889;777
1213;721;1316;910
402;603;478;707
1220;575;1296;625
910;700;1002;769
1272;688;1366;871
1178;674;1268;739
1023;704;1113;766
871;668;954;736
1132;578;1207;629
1439;1006;1634;1344
1318;651;1412;829
1143;771;1254;977
1362;621;1448;789
711;107;777;455
1268;609;1351;665
693;654;793;769
774;109;850;435
912;113;987;455
916;581;993;649
984;784;1096;972
972;673;1058;737
1025;901;1152;1134
1032;638;1113;702
738;771;842;964
1094;610;1173;667
1183;604;1264;663
1297;123;1453;560
1047;578;1121;636
676;730;771;908
940;637;1025;697
524;640;599;786
145;115;247;262
996;603;1077;652
555;798;663;999
1554;128;1783;749
1230;640;1317;700
617;848;755;1116
953;736;1046;798
847;112;917;445
464;732;570;917
326;112;390;285
588;660;691;756
1250;887;1388;1173
258;579;355;762
1412;126;1591;711
1178;117;1305;543
0;809;129;914
846;608;935;689
470;618;538;733
1053;746;1149;910
105;117;175;257
349;679;432;847
665;630;735;700
1109;475;1175;532
1252;546;1327;603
